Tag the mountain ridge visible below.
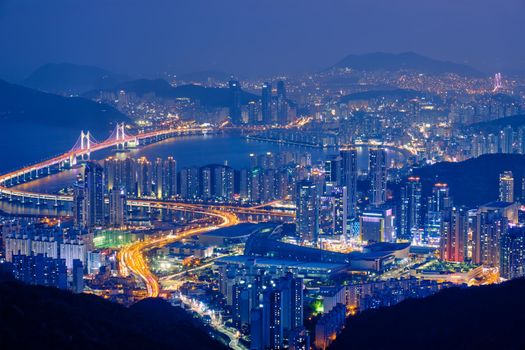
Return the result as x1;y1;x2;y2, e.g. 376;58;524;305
333;52;483;77
24;63;129;95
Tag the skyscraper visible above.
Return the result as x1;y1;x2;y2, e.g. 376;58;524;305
369;148;387;206
152;158;164;199
473;205;510;266
75;162;104;228
262;82;272;125
276;80;288;125
340;149;358;218
499;171;514;203
200;167;212;199
425;183;452;242
500;226;525;280
500;125;513;154
108;187;126;227
180;167;200;199
163;157;177;198
296;180;319;243
229;79;242;125
324;155;342;190
213;165;234;200
136;157;152;198
398;176;422;241
359;207;395;243
440;207;469;262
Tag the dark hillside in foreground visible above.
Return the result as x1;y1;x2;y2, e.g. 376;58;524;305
0;278;226;350
413;154;525;207
330;279;525;350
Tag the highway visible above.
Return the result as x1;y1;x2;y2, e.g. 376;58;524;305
118;207;239;298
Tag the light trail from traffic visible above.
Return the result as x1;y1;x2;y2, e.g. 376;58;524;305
118;206;239;298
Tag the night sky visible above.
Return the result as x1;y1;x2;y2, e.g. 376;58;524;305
0;0;524;79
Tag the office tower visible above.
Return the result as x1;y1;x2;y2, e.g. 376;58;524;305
81;162;105;228
163;157;177;198
262;82;272;124
72;183;86;229
340;149;358;218
229;79;242;125
214;166;234;199
398;177;422;241
276;80;288;125
296;180;319;243
499;171;514;202
201;167;212;199
180;167;200;199
426;183;452;241
440;207;469;262
500;226;525;279
500;126;513;154
359;207;395;243
324;155;342;189
108;187;126;227
136;157;152;197
369;148;387;206
473;204;511;266
153;158;164;199
319;187;347;237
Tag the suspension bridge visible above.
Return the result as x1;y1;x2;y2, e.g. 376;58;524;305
0;123;294;220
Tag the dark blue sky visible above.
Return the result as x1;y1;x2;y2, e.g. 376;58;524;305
0;0;524;80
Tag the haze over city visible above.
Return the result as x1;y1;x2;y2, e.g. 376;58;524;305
1;0;525;79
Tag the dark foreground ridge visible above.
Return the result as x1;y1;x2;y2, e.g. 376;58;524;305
330;279;525;350
0;275;226;350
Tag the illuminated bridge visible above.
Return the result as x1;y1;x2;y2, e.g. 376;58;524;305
0;123;294;221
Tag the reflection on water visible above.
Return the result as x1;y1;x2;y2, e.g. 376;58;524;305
2;134;406;216
0;201;71;217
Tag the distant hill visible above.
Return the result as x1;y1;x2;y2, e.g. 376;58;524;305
470;114;525;132
0;278;226;350
330;278;525;350
333;52;483;77
25;63;129;95
339;88;435;103
86;78;259;108
177;70;233;83
413;154;525;207
0;79;130;132
0;79;131;170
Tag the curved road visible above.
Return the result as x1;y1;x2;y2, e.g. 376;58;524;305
118;207;239;298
